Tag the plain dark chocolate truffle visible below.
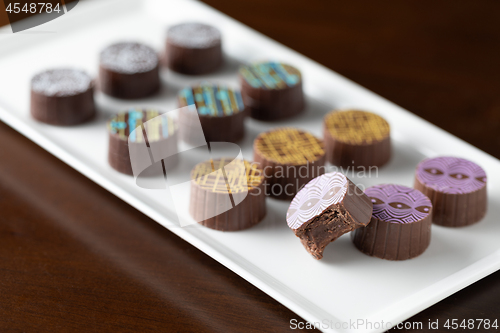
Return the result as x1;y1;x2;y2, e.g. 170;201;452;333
287;172;373;260
323;110;391;169
352;184;432;260
239;61;304;121
178;82;247;144
253;128;325;200
166;23;223;75
30;68;95;125
414;156;487;227
107;108;178;175
190;158;266;231
99;42;160;99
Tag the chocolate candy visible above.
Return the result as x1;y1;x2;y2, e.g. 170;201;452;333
107;108;178;175
99;42;160;99
30;68;95;125
253;128;325;200
239;61;304;120
287;172;373;260
190;158;266;231
323;110;391;169
414;156;487;227
178;82;247;144
166;23;223;75
352;184;432;260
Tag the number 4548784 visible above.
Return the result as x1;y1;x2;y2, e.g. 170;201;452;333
444;319;498;330
5;3;61;14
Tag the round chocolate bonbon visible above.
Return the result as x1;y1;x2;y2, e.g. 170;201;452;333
190;158;266;231
178;82;247;144
414;156;487;227
323;110;391;169
107;108;177;175
287;172;373;260
239;61;304;120
253;128;325;200
166;23;223;75
30;68;95;125
352;184;432;260
99;42;160;99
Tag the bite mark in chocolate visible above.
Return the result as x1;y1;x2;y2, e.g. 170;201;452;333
287;172;373;259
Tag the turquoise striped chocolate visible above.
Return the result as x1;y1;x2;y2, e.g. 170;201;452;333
239;61;301;89
178;82;244;117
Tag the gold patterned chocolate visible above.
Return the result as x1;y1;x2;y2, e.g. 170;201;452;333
254;128;324;165
324;110;390;145
191;158;262;194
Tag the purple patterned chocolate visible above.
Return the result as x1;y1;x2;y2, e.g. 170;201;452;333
415;157;487;194
366;184;431;224
286;172;348;230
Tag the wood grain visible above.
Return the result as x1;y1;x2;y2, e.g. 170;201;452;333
1;1;499;332
0;0;8;27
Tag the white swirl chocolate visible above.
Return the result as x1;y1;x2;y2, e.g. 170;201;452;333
287;172;347;230
286;172;373;260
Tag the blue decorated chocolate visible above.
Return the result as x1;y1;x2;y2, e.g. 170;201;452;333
239;61;304;120
178;82;248;144
239;61;301;90
107;108;178;175
107;108;175;143
178;82;244;117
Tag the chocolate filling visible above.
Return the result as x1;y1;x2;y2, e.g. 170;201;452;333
296;206;355;260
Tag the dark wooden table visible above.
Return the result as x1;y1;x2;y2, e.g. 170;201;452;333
1;1;499;332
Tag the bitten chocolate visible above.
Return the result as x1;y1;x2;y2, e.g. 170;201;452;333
352;184;432;260
239;61;304;121
414;156;487;227
323;110;391;169
287;172;373;260
107;108;178;175
178;82;247;144
166;23;223;75
99;42;160;99
190;158;266;231
30;68;95;125
253;128;325;200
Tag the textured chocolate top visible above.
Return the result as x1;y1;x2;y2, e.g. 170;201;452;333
100;42;158;74
365;184;431;224
239;62;301;89
324;110;390;145
191;158;262;194
178;82;244;116
31;68;92;97
415;156;487;194
167;23;221;49
107;109;176;143
286;172;348;230
254;128;324;165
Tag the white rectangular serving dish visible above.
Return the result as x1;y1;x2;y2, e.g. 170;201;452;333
0;1;499;332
